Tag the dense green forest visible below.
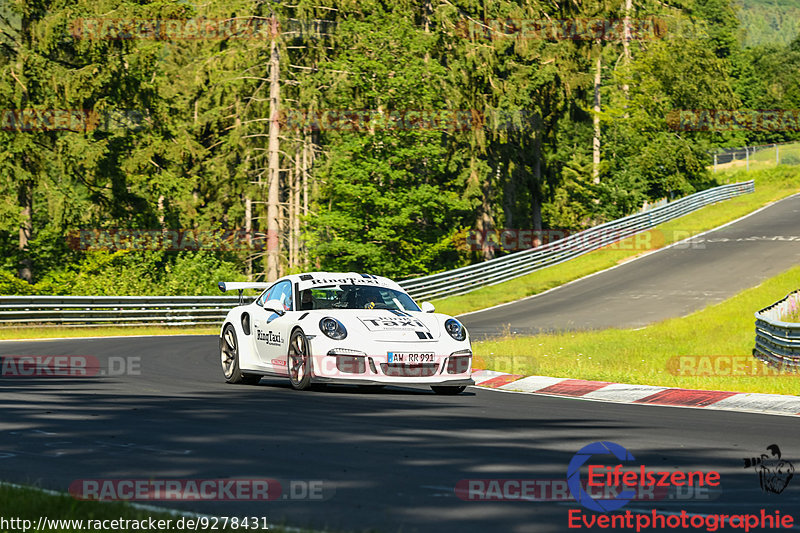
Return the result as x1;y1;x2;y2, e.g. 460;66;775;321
737;0;800;47
1;0;799;295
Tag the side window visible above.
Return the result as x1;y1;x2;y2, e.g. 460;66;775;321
273;281;294;311
256;281;293;311
256;286;275;307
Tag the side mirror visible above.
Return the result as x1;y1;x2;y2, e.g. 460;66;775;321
421;302;435;313
263;299;286;316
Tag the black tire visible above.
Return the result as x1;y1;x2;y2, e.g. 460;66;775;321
220;323;261;385
288;329;313;390
431;385;467;395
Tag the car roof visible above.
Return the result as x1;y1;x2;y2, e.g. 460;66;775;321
276;272;404;292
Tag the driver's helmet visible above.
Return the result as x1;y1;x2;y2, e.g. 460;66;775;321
355;286;382;308
299;289;313;310
339;287;357;307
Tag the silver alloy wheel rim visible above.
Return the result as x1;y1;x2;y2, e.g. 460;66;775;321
289;333;307;384
221;327;236;378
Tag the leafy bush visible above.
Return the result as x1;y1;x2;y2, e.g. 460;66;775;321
0;271;37;295
780;153;800;166
0;251;245;296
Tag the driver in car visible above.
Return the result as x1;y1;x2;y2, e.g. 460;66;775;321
299;289;314;310
355;287;383;309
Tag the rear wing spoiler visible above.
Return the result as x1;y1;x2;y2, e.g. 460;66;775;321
218;281;271;304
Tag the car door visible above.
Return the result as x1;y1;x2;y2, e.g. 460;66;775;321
253;280;294;373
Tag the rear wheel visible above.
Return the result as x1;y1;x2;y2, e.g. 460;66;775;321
220;323;261;385
288;329;313;390
431;385;467;395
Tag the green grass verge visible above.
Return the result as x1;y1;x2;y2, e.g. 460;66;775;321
0;325;217;340
0;484;312;533
432;166;800;317
752;142;800;163
714;142;800;172
473;265;800;396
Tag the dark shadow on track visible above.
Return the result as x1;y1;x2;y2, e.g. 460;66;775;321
1;336;798;532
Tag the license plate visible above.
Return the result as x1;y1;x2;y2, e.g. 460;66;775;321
388;352;435;363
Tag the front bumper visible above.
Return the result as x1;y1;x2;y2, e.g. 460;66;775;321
309;352;473;385
311;376;475;386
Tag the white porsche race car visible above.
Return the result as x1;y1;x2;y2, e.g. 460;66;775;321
217;272;474;394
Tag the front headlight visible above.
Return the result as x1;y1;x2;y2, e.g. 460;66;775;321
445;318;467;341
319;317;347;340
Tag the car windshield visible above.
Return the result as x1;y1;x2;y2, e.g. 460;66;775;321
298;285;421;312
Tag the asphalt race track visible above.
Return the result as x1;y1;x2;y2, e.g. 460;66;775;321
3;195;800;532
1;336;800;533
461;193;800;338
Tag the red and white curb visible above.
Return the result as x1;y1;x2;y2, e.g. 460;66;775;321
470;370;800;417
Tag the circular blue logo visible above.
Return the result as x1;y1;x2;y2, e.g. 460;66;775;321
567;441;637;511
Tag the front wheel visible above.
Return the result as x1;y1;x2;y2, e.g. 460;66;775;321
220;324;261;385
431;385;467;395
288;329;313;390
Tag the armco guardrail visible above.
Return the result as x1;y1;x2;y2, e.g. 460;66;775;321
0;180;755;328
0;295;240;328
754;291;800;369
398;180;754;301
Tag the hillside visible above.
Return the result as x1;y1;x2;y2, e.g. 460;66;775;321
736;0;800;47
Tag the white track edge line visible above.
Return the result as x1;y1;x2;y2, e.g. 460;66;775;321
470;385;800;419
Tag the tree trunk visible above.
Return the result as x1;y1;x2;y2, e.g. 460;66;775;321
303;135;310;219
17;12;33;283
501;163;513;248
308;131;320;270
17;181;33;283
471;160;496;262
157;194;165;228
423;0;432;62
288;152;298;270
593;47;602;185
278;182;285;278
479;189;495;261
301;134;310;268
245;196;253;281
622;0;632;102
532;122;543;241
266;22;281;281
293;151;301;270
